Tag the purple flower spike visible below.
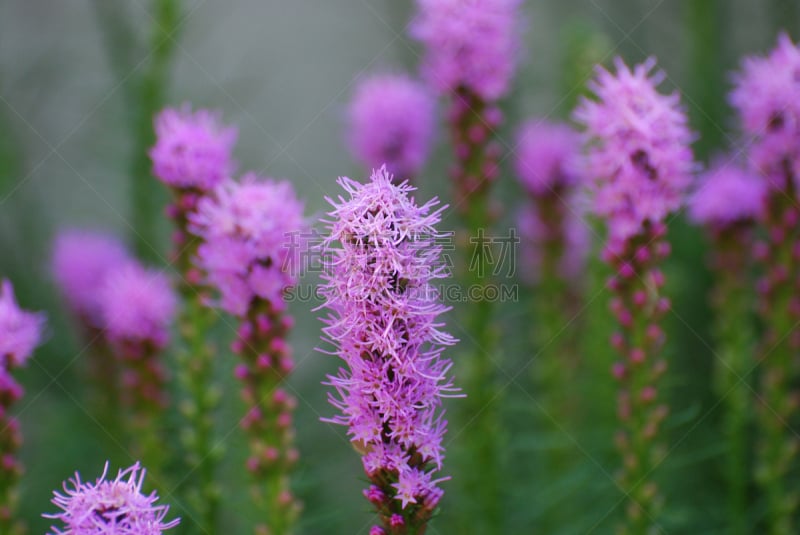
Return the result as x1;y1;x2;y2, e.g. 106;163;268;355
51;230;131;325
730;33;800;186
515;119;582;196
192;173;307;316
100;262;176;350
575;56;694;533
0;279;44;529
688;161;766;229
319;166;458;532
191;173;307;530
0;279;46;367
348;73;436;181
410;0;523;100
574;57;695;254
150;105;237;192
732;33;800;534
44;461;180;535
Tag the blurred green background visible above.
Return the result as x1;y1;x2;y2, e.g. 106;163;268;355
0;0;798;533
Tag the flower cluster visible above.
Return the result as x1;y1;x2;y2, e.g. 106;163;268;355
348;73;436;181
576;57;695;533
150;105;237;192
319;167;457;532
410;0;522;101
731;34;800;535
191;173;306;531
514;119;589;284
51;230;131;326
0;280;46;367
730;33;800;186
0;279;45;527
191;173;306;316
100;263;176;350
574;58;695;253
688;161;766;229
515;119;582;196
44;461;180;534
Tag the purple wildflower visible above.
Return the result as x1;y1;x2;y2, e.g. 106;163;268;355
51;230;131;325
0;279;44;528
731;33;800;533
688;161;766;228
150;105;237;192
191;173;306;530
515;119;582;196
410;0;523;101
574;57;695;254
319;167;457;532
730;33;800;186
191;173;307;316
347;73;436;181
100;262;176;350
0;279;46;367
575;57;694;533
44;461;180;535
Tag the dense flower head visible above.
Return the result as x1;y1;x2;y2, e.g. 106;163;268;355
149;105;238;191
191;174;307;316
51;229;131;324
688;160;767;228
319;166;457;514
410;0;522;100
730;33;800;187
44;461;180;535
0;279;46;367
517;198;591;284
99;263;176;348
574;57;695;250
347;73;436;180
515;119;582;196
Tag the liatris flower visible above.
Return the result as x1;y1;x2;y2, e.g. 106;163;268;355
0;279;45;530
514;119;589;532
731;33;800;535
99;262;176;471
515;119;582;197
347;73;436;182
150;105;237;192
319;167;457;534
51;230;131;326
51;230;132;437
574;57;694;533
514;119;588;286
410;3;521;529
689;161;765;533
730;33;800;186
150;105;238;532
191;173;306;534
575;58;694;256
44;461;180;534
411;0;521;102
410;0;522;209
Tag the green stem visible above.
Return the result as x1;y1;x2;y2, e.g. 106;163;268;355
237;299;300;535
709;226;756;535
130;0;182;262
685;0;726;160
756;175;800;535
450;88;503;533
177;291;221;534
170;194;221;535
